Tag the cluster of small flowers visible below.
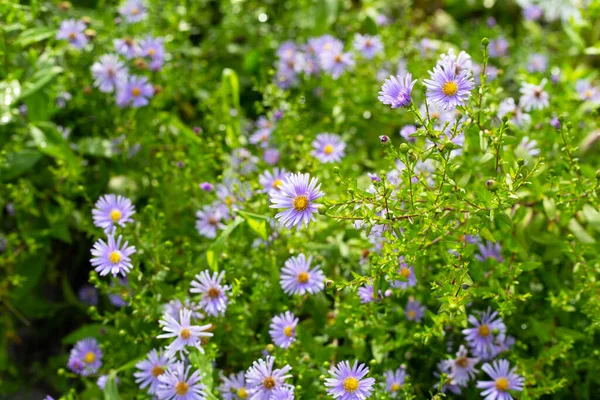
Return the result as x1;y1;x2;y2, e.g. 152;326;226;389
56;0;163;108
274;33;383;88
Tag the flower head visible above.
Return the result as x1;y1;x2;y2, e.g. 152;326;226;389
324;360;375;400
439;49;473;75
475;241;504;263
97;374;119;390
190;270;230;317
250;116;275;147
158;308;213;356
526;53;548;73
245;356;293;400
444;345;479;387
135;349;176;395
476;359;524;400
119;0;147;23
114;37;141;59
56;19;88;49
519;79;549;111
270;173;324;229
488;38;508;58
576;79;600;103
462;308;506;359
164;299;204;321
523;5;543;20
216;179;252;211
140;35;165;70
231;148;258;175
390;257;417;289
271;387;295;400
280;254;325;295
116;75;154;108
263;148;280;165
405;299;426;322
358;284;382;304
91;55;128;93
92;194;135;232
353;34;384;59
157;362;207;400
218;371;249;400
312;133;346;163
259;168;288;194
90;233;136;277
319;42;355;79
269;311;299;349
78;284;98;306
383;367;407;396
68;338;102;376
196;204;228;239
378;74;417;109
424;65;474;109
399;125;417;143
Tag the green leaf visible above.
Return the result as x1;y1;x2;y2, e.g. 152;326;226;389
104;372;121;400
480;227;495;243
29;123;78;168
62;324;107;344
188;348;214;391
1;149;42;181
76;137;113;157
14;26;55;46
18;66;63;100
206;217;244;270
568;218;595;244
237;210;268;241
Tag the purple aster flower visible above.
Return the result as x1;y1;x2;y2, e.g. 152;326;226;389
378;74;417;109
519;79;549;111
517;136;540;158
523;5;543;21
276;41;297;61
439;49;473;75
90;233;136;277
324;360;375;400
417;38;440;57
158;308;213;357
44;396;54;400
476;359;524;400
91;54;128;93
108;277;130;307
550;117;561;130
245;356;293;399
249;116;275;147
462;308;506;360
353;34;384;59
92;194;135;232
114;38;141;59
195;203;228;239
488;38;508;58
164;299;204;321
443;345;479;387
190;270;230;317
199;182;214;191
271;387;295;400
231;148;258;175
312;133;346;163
269;173;324;229
218;371;249;400
405;299;425;322
78;284;98;306
576;79;600;103
97;374;119;390
420;102;458;124
375;14;390;26
280;254;325;295
319;42;355;79
399;125;417;143
135;349;176;396
358;284;382;304
139;36;165;70
263;148;280;165
274;69;298;89
390;257;417;289
116;75;154;108
68;338;102;376
368;173;380;183
475;241;503;262
56;91;72;108
157;362;207;400
424;65;474;110
216;179;252;211
56;19;88;49
259;168;288;194
383;367;407;396
269;311;299;349
498;98;531;127
119;0;147;23
526;53;548;73
434;361;462;395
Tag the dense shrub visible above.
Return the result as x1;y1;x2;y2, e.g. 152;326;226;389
1;0;600;399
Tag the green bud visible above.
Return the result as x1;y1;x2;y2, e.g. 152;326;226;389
369;359;377;366
481;37;490;47
119;329;126;336
323;361;330;368
319;374;326;381
596;170;600;180
295;385;302;391
517;158;525;167
501;115;509;123
266;344;275;352
413;333;421;340
486;179;498;191
58;368;65;376
399;143;409;154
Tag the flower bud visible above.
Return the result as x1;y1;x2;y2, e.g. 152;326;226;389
399;143;409;154
481;37;490;47
379;135;390;145
517;158;525;167
486;179;498;191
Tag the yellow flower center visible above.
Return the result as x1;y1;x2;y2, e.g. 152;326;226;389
456;357;468;368
175;381;189;395
272;179;283;190
131;87;141;97
109;251;121;264
478;324;490;337
324;144;334;155
110;209;122;222
263;376;276;389
442;81;458;96
148;48;156;56
68;32;77;40
237;388;248;398
297;272;309;283
208;287;220;298
400;268;410;278
152;366;164;377
408;310;416;319
343;377;359;392
226;196;235;207
391;383;401;392
334;54;342;63
495;377;509;391
180;328;191;339
293;195;309;211
283;326;294;337
208;216;218;226
84;351;96;364
131;7;140;15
